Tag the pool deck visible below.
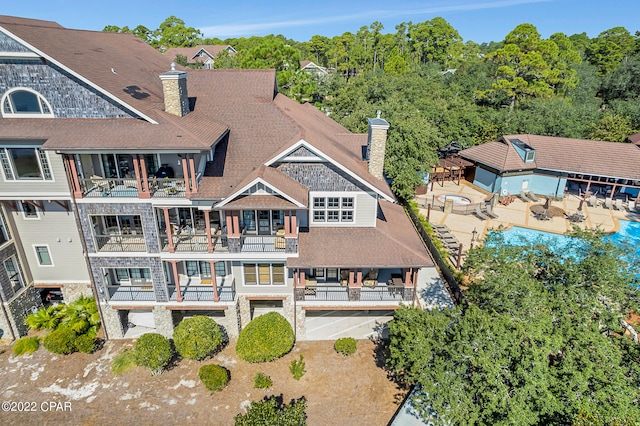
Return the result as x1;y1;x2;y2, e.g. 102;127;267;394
415;180;640;252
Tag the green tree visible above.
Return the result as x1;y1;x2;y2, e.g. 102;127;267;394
387;229;640;425
152;16;202;50
587;26;635;76
588;114;635;142
409;17;463;67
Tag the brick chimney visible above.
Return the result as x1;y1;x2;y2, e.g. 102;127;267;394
366;111;390;180
159;63;189;117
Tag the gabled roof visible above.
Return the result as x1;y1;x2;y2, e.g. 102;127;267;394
460;134;640;180
164;45;236;63
288;200;433;268
629;132;640;145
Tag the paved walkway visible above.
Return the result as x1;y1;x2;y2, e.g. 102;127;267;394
415;181;640;252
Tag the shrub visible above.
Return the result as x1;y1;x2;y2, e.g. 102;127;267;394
12;336;39;356
74;333;95;354
112;348;137;375
42;328;77;354
289;354;306;380
25;304;64;331
334;337;357;356
234;396;307;426
198;364;229;392
236;312;294;363
173;316;223;360
134;333;173;375
253;372;272;389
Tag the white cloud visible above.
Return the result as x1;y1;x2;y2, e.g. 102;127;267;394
199;0;551;37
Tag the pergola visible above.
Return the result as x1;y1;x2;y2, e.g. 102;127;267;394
430;156;474;186
566;172;640;203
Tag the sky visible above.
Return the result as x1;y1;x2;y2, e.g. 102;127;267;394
2;0;639;43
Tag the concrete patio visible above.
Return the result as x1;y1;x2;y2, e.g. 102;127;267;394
415;180;640;252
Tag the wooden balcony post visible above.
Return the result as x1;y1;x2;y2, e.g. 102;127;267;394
290;212;297;236
208;260;219;302
232;211;240;237
356;269;363;286
139;155;151;197
65;155;83;198
162;207;175;253
189;155;197;194
284;210;291;235
204;210;213;253
181;157;190;197
170;260;183;302
349;270;355;286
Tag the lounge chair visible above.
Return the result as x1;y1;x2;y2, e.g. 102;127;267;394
614;199;624;210
604;198;613;209
518;191;533;202
90;175;111;193
474;204;488;220
587;195;597;207
485;204;499;219
628;200;636;212
525;190;540;202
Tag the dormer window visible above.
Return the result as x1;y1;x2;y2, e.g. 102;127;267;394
1;88;54;118
511;138;536;163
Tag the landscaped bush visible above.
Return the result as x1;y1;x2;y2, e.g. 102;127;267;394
42;328;77;354
111;348;137;375
134;333;173;375
334;337;357;356
198;364;229;392
25;304;64;331
289;354;306;380
74;333;95;354
236;312;294;363
253;372;272;389
12;336;39;356
173;316;223;360
234;396;307;426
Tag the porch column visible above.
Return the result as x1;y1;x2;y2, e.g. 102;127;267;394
162;207;175;253
189;155;197;194
299;270;306;286
204;210;213;253
348;270;355;286
65;155;83;198
404;269;412;286
356;269;363;286
207;260;219;302
181;157;191;197
284;211;291;235
585;181;592;199
170;260;183;302
139;155;151;197
232;211;240;236
290;211;297;236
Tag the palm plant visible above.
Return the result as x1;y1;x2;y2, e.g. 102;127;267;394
25;304;64;331
60;296;101;337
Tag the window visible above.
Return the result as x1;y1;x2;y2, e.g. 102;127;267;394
244;263;285;285
214;261;226;277
0;147;52;180
0;215;8;245
1;89;53;117
20;202;39;219
4;256;24;292
312;196;356;223
34;245;53;266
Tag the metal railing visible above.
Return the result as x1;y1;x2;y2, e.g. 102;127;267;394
95;234;147;252
80;177;189;198
106;285;155;302
360;285;410;301
302;285;349;301
168;279;236;302
160;232;230;253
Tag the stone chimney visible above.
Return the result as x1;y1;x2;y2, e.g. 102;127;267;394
366;110;390;180
159;63;189;117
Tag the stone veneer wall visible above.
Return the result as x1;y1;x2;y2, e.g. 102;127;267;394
77;203;160;254
161;76;189;117
61;282;93;303
7;286;43;337
100;303;125;339
366;118;390;180
153;306;174;338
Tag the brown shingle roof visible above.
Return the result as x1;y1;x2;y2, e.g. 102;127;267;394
629;132;640;145
460;134;640;180
288;201;433;268
165;45;235;63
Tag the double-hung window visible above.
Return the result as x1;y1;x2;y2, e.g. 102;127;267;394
0;147;52;181
243;263;285;285
312;196;355;223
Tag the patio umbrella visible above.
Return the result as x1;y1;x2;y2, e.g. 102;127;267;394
578;199;584;212
543;198;550;210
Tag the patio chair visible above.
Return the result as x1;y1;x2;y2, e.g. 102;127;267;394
340;269;349;286
485;204;499;219
90;175;111;193
604;198;613;209
587;195;597;207
614;199;624;210
628;200;636;212
363;269;378;287
474;204;488;220
525;190;540;202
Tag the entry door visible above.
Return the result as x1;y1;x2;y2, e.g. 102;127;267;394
257;211;271;235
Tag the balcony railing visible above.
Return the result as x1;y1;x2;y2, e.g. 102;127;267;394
106;284;155;302
299;284;411;302
95;234;147;252
160;232;229;253
80;177;188;198
168;279;236;302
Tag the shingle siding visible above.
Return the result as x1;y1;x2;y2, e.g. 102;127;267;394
277;163;367;192
0;31;32;52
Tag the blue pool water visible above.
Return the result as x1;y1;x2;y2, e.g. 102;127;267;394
492;220;640;265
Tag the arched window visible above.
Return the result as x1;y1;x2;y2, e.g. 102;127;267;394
1;88;54;117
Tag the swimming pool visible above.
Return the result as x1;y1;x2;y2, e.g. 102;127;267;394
492;220;640;264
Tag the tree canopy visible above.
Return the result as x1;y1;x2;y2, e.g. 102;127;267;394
387;229;640;425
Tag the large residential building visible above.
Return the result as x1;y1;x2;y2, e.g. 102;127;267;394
0;16;442;341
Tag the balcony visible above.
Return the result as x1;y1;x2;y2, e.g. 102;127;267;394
168;278;236;302
238;234;297;253
160;231;229;253
80;177;188;199
106;285;155;302
298;283;410;302
96;233;147;252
